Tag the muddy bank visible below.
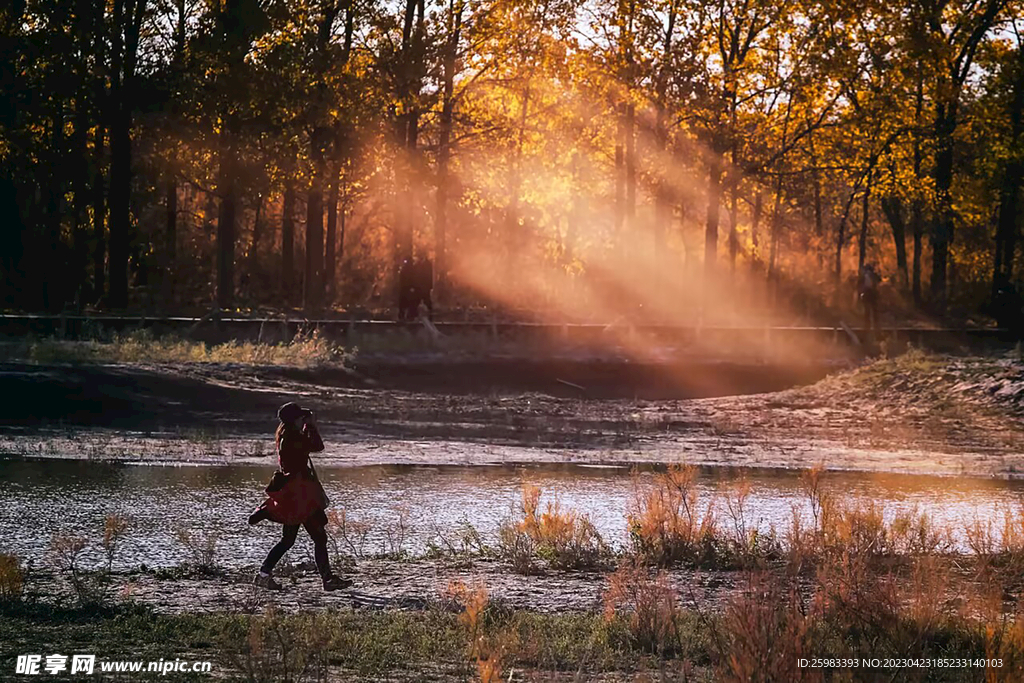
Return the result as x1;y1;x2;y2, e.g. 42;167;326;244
2;354;1024;477
28;559;748;616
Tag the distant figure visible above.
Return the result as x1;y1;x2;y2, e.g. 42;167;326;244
248;402;351;592
993;282;1024;340
397;258;417;321
414;256;434;320
858;263;881;336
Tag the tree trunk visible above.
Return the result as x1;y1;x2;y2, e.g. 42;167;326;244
304;138;325;312
912;201;923;304
106;0;148;309
92;123;106;303
653;111;669;271
728;182;738;272
767;174;784;288
43;100;65;311
107;103;131;308
246;191;263;294
881;195;909;288
281;179;296;304
833;187;859;306
436;0;461;301
165;175;177;301
857;168;873;273
71;94;90;307
393;0;424;269
505;84;530;276
992;49;1024;299
653;0;676;276
911;75;925;306
615;103;625;236
325;156;340;304
704;158;722;284
751;190;762;256
625;102;636;235
810;132;823;269
930;102;957;311
216;116;237;310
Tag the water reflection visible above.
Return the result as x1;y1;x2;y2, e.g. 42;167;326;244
3;459;1024;569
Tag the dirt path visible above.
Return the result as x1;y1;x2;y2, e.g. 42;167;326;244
2;355;1024;477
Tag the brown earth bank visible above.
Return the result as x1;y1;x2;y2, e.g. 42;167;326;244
2;351;1024;477
27;559;752;616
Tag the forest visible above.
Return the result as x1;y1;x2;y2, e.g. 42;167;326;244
1;0;1022;324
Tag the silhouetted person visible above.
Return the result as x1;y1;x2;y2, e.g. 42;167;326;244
993;282;1024;340
414;256;433;320
248;402;351;592
858;263;881;337
397;258;417;321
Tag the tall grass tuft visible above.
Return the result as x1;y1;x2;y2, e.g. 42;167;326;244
497;485;607;572
603;562;681;655
716;573;818;683
627;465;721;567
445;580;517;682
102;513;130;572
173;526;219;573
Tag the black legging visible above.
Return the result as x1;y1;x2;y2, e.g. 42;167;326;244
260;517;332;577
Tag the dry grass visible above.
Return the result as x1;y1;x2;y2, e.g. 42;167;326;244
173;526;220;573
0;553;23;600
603;562;681;655
784;465;953;574
627;465;726;567
102;513;130;572
425;517;491;560
220;607;335;683
444;580;518;682
716;573;817;683
497;485;607;572
325;508;372;561
0;327;348;368
48;532;107;604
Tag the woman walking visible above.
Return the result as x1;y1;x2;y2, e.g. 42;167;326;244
249;402;350;591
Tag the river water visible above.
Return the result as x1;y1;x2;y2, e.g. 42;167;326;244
5;458;1024;570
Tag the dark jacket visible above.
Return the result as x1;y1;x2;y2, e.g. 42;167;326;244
277;423;324;476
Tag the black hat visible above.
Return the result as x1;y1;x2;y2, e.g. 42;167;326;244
277;402;310;422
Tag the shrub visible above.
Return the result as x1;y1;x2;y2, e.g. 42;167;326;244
221;608;335;683
381;505;411;558
49;532;106;604
497;485;607;572
791;466;950;568
496;519;539;575
6;327;349;368
173;526;219;572
325;508;371;561
723;476;783;567
425;517;490;559
999;504;1024;570
445;580;517;683
716;573;817;683
0;553;24;600
603;562;680;655
102;513;130;571
627;465;722;566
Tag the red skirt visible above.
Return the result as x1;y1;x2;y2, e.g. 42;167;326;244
259;473;329;526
